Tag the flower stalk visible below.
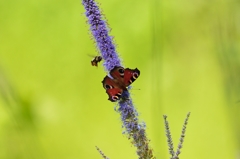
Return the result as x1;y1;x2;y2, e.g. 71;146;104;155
163;112;191;159
96;146;110;159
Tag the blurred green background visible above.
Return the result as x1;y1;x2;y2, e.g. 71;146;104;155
0;0;240;158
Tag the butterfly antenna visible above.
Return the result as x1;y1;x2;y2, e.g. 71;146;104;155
131;88;141;91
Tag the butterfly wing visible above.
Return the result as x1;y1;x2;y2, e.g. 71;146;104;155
109;66;140;87
102;66;140;102
106;88;123;102
102;76;123;102
123;68;140;87
109;66;125;81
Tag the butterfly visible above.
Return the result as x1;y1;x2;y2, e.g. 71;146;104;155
91;56;102;67
102;66;140;102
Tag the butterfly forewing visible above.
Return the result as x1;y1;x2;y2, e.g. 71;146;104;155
123;68;140;87
102;76;121;89
102;76;123;101
110;66;125;81
106;88;123;102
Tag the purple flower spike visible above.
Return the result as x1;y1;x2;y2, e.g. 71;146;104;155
82;0;121;71
119;97;154;159
82;0;155;158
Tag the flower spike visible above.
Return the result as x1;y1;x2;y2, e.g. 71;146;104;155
82;0;155;158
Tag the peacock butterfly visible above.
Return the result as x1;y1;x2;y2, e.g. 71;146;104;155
91;56;102;67
102;66;140;102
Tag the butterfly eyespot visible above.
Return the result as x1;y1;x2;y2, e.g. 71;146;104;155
118;68;124;76
112;96;119;101
105;84;112;89
132;72;139;79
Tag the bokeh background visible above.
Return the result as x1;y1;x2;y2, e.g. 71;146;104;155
0;0;240;158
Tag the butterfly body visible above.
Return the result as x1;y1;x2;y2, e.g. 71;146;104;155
91;56;102;67
102;66;140;102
